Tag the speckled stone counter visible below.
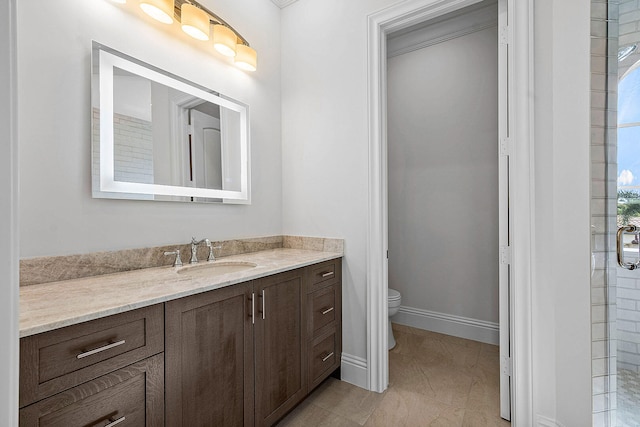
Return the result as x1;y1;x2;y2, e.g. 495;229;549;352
20;248;342;338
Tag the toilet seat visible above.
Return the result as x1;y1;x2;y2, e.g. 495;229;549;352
388;288;401;302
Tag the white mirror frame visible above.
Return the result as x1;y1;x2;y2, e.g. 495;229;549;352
95;46;250;203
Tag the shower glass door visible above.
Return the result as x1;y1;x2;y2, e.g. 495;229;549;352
615;45;640;426
607;2;640;424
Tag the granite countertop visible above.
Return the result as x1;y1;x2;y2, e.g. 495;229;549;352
20;248;342;338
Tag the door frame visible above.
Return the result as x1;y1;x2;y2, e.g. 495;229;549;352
365;0;534;424
0;0;20;425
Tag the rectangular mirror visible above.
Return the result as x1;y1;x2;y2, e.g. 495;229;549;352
91;42;250;203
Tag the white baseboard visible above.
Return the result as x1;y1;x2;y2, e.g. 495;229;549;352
537;415;565;427
393;306;500;345
340;353;368;390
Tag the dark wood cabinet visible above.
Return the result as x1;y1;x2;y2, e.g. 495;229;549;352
165;282;254;427
20;349;164;427
305;259;342;393
254;269;307;427
19;305;164;426
20;257;342;427
20;304;164;408
164;260;342;427
307;258;341;293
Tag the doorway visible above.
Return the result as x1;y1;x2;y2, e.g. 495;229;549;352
385;0;506;421
366;0;533;423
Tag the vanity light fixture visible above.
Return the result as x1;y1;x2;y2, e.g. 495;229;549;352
213;24;238;56
212;24;237;57
181;3;209;41
110;0;257;71
139;0;174;24
235;44;257;71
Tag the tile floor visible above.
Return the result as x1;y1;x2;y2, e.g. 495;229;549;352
278;323;511;426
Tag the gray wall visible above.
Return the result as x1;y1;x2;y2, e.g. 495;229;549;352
387;13;499;327
0;0;19;424
17;0;282;258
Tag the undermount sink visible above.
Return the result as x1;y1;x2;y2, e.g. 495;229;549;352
176;261;258;276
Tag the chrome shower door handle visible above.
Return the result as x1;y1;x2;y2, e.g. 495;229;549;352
617;224;639;270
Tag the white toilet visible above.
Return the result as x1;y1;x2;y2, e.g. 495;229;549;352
388;288;402;350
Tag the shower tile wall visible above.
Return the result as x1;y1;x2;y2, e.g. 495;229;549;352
619;0;640;45
617;267;640;372
591;0;618;425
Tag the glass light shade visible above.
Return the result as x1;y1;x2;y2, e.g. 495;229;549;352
181;4;209;41
139;0;174;24
213;25;237;57
234;45;257;71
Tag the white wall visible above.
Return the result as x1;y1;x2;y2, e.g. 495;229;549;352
17;0;282;258
282;0;592;423
282;0;393;373
534;0;593;424
387;22;499;327
0;0;19;424
113;75;152;121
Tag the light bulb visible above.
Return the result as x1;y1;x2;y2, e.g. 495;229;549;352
181;4;209;41
213;24;237;57
139;0;174;24
234;44;257;71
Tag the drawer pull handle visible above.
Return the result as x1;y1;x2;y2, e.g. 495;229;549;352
77;340;126;359
321;307;334;315
321;271;334;278
105;416;126;427
322;352;334;362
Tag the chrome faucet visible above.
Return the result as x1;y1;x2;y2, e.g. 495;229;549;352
209;243;223;261
164;249;183;267
190;237;211;264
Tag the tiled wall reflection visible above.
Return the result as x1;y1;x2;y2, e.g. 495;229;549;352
591;0;618;425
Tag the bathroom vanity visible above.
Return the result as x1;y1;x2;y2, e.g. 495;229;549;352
19;249;342;427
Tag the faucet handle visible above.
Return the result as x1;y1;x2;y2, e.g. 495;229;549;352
208;244;223;262
164;249;183;267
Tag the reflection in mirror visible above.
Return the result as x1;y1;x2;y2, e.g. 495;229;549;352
91;42;250;203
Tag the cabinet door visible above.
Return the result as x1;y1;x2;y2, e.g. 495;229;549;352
165;283;254;427
19;353;164;427
254;268;306;427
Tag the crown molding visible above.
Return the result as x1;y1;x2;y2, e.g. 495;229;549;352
270;0;299;9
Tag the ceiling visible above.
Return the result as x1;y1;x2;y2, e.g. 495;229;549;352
270;0;299;8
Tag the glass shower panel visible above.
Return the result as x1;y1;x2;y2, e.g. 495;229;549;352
615;30;640;425
594;1;640;425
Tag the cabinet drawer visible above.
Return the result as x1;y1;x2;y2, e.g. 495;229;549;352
309;329;341;390
20;353;164;427
308;285;338;337
20;304;164;407
307;259;341;293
